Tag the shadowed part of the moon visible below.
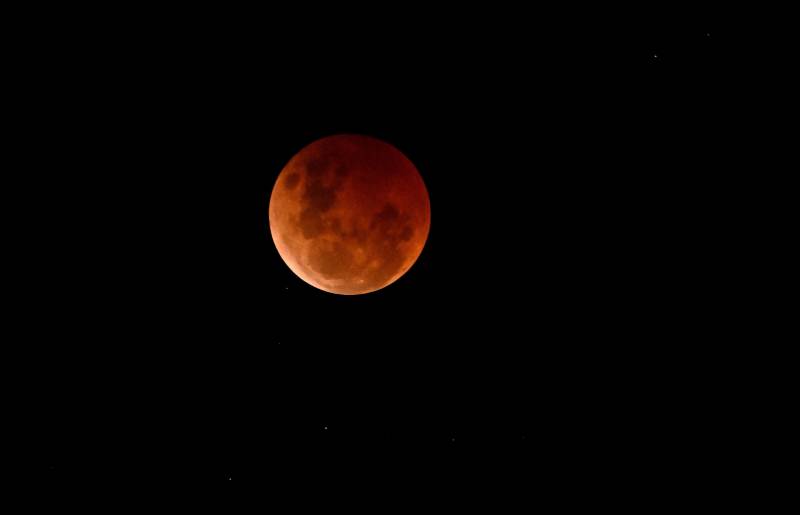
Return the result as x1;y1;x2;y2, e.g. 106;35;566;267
269;134;430;295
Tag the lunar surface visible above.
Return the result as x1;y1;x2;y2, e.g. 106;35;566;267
269;134;431;295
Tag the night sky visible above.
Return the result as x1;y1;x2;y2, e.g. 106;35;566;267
10;7;732;494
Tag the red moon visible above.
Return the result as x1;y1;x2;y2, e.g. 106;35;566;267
269;135;431;295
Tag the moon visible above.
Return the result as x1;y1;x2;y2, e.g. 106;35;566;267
269;134;431;295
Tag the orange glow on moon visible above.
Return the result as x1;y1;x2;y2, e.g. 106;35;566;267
269;134;431;295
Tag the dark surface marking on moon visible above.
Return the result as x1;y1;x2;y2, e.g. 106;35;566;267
371;203;414;245
298;157;347;240
361;202;415;286
284;172;300;190
304;155;330;177
328;217;366;243
399;225;414;242
371;203;399;228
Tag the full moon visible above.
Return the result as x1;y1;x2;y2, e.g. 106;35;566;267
269;134;431;295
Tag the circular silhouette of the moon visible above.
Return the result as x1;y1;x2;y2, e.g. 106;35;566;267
269;134;430;295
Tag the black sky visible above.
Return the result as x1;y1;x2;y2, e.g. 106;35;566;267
7;6;734;495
